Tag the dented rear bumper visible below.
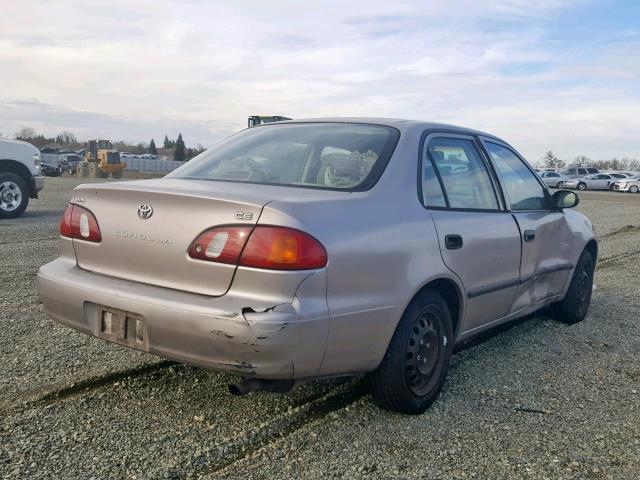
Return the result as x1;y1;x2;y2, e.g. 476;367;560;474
37;257;329;379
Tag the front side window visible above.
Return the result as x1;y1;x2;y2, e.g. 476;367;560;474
169;123;399;190
485;142;548;211
423;138;498;210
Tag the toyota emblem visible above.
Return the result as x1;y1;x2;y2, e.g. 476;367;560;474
137;204;153;220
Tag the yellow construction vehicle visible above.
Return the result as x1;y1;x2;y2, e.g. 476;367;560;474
77;139;126;179
247;115;291;128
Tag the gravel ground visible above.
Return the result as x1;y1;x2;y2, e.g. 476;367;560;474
1;177;639;479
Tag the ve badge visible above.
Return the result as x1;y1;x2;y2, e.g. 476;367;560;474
137;204;154;220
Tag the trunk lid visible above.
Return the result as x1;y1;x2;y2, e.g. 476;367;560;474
70;179;270;296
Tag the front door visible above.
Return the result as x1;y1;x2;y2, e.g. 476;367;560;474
592;174;612;190
482;140;573;313
420;135;522;333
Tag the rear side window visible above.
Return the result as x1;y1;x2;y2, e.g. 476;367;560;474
485;142;548;211
422;138;499;210
170;123;399;191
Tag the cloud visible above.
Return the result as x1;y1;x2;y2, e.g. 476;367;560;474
0;0;638;161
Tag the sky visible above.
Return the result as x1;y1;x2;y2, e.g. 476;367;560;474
1;0;639;163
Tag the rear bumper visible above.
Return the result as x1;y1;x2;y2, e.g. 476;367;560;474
37;258;329;379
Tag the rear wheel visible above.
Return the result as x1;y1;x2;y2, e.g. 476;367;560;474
577;182;587;191
368;289;453;414
0;173;29;219
550;250;595;324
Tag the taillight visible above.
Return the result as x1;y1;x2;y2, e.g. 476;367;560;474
188;226;252;264
59;204;102;242
188;225;327;270
240;226;327;270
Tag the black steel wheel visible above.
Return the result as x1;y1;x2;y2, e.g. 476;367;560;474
368;288;453;414
551;249;595;324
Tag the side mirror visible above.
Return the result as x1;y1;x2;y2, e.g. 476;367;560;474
552;190;579;209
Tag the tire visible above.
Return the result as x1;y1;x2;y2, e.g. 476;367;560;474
550;250;595;324
0;173;29;219
112;169;123;179
630;185;639;193
368;289;453;414
577;182;587;191
609;184;615;191
556;182;563;188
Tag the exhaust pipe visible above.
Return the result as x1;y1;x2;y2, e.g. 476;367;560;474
229;378;295;396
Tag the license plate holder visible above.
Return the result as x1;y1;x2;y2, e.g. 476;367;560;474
97;306;148;351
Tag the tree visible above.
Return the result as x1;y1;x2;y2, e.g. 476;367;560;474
163;134;170;149
57;131;77;145
174;133;186;162
542;151;565;169
149;138;157;155
15;127;37;140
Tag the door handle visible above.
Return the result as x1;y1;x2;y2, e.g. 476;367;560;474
445;234;463;250
523;230;536;242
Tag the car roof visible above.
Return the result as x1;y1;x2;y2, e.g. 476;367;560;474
267;117;505;141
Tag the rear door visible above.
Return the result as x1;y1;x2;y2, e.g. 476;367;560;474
481;140;574;313
420;134;522;333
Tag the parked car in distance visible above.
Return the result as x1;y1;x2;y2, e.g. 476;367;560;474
37;119;597;414
612;174;640;193
59;154;83;174
140;154;158;160
0;138;45;218
564;167;599;179
40;163;63;177
563;173;619;191
539;171;569;188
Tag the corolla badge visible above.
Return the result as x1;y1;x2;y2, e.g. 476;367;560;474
137;204;153;219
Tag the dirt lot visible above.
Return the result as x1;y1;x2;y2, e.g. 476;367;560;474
1;177;639;479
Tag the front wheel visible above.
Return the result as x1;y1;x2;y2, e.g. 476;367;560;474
630;185;639;193
556;182;563;188
368;289;453;414
577;182;587;191
0;173;29;219
550;250;595;324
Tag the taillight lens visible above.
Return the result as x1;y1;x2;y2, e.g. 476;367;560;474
240;226;327;270
59;204;102;242
188;225;327;270
188;226;252;264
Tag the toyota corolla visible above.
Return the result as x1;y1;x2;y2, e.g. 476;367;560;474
38;119;597;414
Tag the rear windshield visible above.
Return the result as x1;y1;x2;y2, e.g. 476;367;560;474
169;123;400;190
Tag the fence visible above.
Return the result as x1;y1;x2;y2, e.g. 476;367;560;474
39;153;186;173
123;158;186;172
